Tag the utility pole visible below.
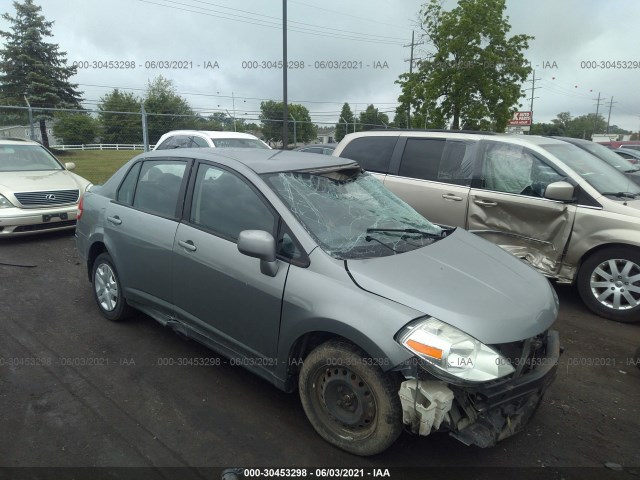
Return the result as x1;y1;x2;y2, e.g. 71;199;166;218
606;96;617;134
282;0;288;149
593;92;604;136
403;31;423;128
290;113;297;146
232;91;237;132
141;104;149;152
526;69;541;114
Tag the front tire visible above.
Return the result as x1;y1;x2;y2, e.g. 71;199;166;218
298;339;403;456
577;247;640;323
91;252;131;322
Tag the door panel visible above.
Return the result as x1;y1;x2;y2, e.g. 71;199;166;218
172;223;288;360
468;141;576;275
104;201;179;310
171;162;286;361
384;176;469;228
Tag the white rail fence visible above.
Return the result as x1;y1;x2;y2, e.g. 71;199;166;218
51;143;153;151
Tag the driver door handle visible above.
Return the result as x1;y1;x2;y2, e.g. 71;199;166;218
106;216;122;225
442;193;463;201
178;239;197;252
474;199;498;207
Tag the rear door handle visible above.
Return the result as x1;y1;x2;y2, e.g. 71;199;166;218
178;240;197;252
442;193;463;201
106;216;122;225
474;199;498;207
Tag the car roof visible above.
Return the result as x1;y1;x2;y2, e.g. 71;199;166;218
142;147;357;174
341;130;568;147
0;138;42;146
160;130;261;140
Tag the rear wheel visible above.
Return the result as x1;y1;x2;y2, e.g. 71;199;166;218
577;247;640;323
298;339;402;456
92;252;131;322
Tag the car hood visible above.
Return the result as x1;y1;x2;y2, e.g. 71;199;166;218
0;170;88;194
345;228;557;344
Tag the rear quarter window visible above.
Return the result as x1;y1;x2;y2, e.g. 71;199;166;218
339;136;397;173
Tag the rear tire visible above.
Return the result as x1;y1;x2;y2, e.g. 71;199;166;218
91;252;132;322
577;247;640;323
298;339;403;456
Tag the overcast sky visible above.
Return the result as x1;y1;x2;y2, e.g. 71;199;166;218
1;0;639;131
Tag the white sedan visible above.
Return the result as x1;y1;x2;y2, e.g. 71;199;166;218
0;138;91;236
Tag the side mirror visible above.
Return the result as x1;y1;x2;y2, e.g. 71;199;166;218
237;230;279;276
65;162;76;171
544;181;575;202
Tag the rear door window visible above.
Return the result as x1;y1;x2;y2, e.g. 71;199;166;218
132;160;187;217
339;136;397;173
398;138;474;186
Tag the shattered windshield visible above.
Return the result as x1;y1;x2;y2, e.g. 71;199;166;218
264;168;443;259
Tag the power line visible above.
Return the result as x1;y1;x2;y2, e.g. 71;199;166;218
77;82;401;106
134;0;406;45
185;0;407;41
289;0;410;31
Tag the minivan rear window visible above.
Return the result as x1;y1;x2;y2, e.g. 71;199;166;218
339;136;397;173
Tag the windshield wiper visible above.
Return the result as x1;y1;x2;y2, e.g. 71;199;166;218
364;234;398;254
601;191;640;199
625;168;640;173
366;227;444;239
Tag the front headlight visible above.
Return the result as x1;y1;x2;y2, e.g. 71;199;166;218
397;317;515;382
0;194;15;209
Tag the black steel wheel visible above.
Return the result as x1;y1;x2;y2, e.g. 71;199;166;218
298;339;402;456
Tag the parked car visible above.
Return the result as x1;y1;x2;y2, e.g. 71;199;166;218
76;148;560;455
334;130;640;323
294;143;337;155
552;137;640;185
614;148;640;164
153;130;270;150
0;138;92;236
619;144;640;152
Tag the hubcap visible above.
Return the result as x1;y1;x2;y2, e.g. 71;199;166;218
590;258;640;311
317;367;376;431
94;263;119;312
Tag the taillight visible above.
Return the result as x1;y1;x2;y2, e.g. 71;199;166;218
77;195;84;221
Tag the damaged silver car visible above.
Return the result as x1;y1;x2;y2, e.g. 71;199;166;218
76;149;560;455
335;131;640;323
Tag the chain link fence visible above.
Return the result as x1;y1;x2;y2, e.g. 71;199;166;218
0;104;387;183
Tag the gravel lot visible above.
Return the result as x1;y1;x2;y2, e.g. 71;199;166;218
1;230;639;478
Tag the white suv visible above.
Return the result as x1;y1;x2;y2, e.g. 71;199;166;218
0;138;92;236
153;130;270;150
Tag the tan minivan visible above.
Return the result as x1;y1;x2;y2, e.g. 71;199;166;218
334;131;640;323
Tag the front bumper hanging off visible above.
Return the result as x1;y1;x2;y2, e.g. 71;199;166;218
399;330;561;448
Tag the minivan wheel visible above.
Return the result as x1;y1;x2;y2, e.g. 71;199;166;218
298;339;403;456
577;247;640;323
92;252;131;321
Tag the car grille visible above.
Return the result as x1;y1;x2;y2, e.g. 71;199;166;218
13;220;77;233
491;331;547;378
14;189;79;206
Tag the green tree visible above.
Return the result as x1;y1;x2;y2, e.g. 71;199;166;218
358;104;389;131
97;89;142;144
397;0;532;131
144;76;195;144
335;103;355;141
0;0;82;147
52;112;98;145
529;122;564;136
259;101;316;145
